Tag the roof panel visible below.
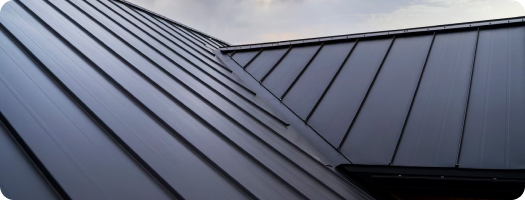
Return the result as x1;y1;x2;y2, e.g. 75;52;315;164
232;50;260;67
308;38;392;147
340;34;434;165
2;1;253;198
246;48;288;80
393;30;477;167
459;26;525;169
117;2;230;74
15;0;256;198
262;45;320;98
0;0;372;199
150;11;218;60
86;0;279;126
0;10;172;199
0;71;99;200
283;41;355;120
0;96;59;200
2;5;182;199
50;0;302;198
171;22;214;52
191;29;220;49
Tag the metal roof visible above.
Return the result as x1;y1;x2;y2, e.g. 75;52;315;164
0;0;373;199
219;19;525;170
220;16;525;51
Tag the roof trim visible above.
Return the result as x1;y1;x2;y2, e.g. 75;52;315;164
113;0;231;46
220;15;525;51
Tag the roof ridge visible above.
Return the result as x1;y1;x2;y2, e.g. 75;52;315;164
113;0;231;46
221;15;525;51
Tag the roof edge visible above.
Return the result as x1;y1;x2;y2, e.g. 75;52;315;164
113;0;231;46
220;15;525;51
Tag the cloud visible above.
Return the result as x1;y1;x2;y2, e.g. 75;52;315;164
362;0;523;31
125;0;525;44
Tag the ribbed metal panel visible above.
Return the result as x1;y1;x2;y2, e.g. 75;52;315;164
308;38;392;147
225;20;525;170
282;41;355;120
262;45;320;98
0;113;59;200
232;50;260;68
246;48;288;80
341;34;434;165
0;0;372;199
393;30;478;167
459;26;525;169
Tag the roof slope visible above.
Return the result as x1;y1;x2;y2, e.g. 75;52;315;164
0;0;372;199
221;18;525;170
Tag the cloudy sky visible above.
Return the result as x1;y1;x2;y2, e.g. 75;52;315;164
125;0;525;45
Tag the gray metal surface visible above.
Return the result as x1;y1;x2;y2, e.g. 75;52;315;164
227;22;525;169
232;50;259;67
0;0;372;199
0;115;59;200
246;48;288;80
393;30;478;167
217;14;525;181
308;38;392;147
0;5;174;198
262;45;320;98
115;0;230;46
459;26;525;169
340;34;434;165
282;41;355;120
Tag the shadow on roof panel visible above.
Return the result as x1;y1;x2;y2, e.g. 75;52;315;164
341;34;434;165
459;26;525;169
283;41;355;120
262;45;320;98
393;30;477;168
308;38;392;147
246;48;288;80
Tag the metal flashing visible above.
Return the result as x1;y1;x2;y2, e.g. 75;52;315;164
221;16;525;51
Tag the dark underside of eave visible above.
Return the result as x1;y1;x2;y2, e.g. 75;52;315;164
338;165;525;199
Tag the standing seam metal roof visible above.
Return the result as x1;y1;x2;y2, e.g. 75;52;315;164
221;18;525;170
0;0;373;199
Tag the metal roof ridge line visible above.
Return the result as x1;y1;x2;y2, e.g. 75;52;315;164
112;0;231;45
221;16;525;51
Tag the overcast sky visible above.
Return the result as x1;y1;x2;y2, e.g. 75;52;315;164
125;0;525;45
